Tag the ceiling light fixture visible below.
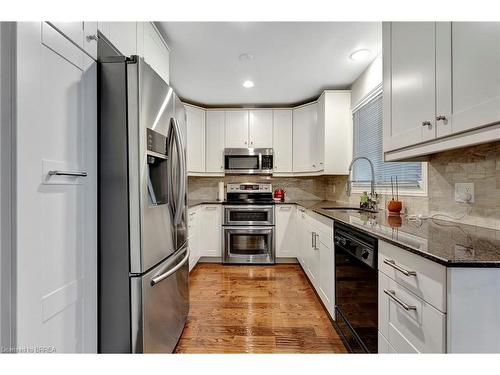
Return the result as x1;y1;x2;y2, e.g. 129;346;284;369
349;49;372;61
243;80;254;88
239;53;254;62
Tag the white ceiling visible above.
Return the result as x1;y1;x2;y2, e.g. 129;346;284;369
157;22;381;107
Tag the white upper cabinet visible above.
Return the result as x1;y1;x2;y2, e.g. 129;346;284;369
225;110;249;148
384;21;500;160
318;91;352;174
83;22;98;60
186;105;206;173
383;22;436;152
272;109;293;173
249;110;273;148
48;22;98;60
138;22;170;84
107;22;137;57
436;22;500;136
293;102;319;172
206;111;225;173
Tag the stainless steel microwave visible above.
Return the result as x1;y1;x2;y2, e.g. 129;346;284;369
224;148;273;175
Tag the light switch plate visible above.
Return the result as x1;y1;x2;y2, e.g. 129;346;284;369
455;182;474;203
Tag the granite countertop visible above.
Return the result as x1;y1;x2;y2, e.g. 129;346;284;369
187;198;500;267
307;200;500;268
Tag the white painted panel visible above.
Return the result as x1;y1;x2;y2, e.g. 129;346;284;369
386;22;436;150
447;268;500;353
198;204;222;257
48;22;84;50
293;103;318;172
449;22;500;133
275;205;296;257
248;109;272;148
379;272;446;353
186;105;206;173
15;22;97;353
225;110;249;148
272;109;293;173
205;111;225;173
82;22;97;60
378;240;447;312
108;22;137;57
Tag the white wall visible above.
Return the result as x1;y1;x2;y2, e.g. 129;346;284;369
350;54;382;109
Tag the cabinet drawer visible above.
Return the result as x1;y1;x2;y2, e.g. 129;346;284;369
378;331;396;353
379;272;446;353
378;240;447;312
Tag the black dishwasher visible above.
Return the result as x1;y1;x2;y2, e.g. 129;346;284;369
334;221;378;353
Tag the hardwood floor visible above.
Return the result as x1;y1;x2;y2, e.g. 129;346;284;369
174;263;347;354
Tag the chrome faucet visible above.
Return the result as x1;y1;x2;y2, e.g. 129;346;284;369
346;156;379;210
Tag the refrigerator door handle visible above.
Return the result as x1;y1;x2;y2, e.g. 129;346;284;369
170;117;186;226
150;247;190;286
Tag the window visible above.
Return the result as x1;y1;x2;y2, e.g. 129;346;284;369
352;93;426;195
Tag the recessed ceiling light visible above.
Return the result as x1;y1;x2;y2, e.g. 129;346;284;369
239;53;254;62
349;49;372;61
243;80;254;88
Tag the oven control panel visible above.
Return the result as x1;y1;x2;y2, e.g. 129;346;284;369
227;183;272;193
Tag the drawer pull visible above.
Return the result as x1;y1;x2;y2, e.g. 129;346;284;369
48;170;87;177
384;289;417;311
383;259;416;276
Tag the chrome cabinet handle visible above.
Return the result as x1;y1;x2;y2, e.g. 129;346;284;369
421;121;431;127
314;233;320;250
383;259;416;276
86;34;98;42
311;232;315;248
48;170;87;177
436;115;447;121
384;289;417;311
151;248;190;286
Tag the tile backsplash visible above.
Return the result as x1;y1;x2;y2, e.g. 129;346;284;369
189;141;500;230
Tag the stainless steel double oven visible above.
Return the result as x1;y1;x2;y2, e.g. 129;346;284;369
222;183;275;264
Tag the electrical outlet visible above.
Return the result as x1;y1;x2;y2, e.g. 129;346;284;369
455;183;474;203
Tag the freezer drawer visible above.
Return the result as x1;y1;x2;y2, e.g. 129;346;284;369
130;245;189;353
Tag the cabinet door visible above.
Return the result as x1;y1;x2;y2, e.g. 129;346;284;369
296;207;308;268
83;22;98;60
293;103;318;172
142;22;169;84
186;105;206;173
188;208;199;271
384;22;436;151
49;22;84;49
275;205;296;257
225;110;249;148
318;231;335;317
108;22;137;57
15;22;97;352
199;205;222;257
205;111;225;173
272;109;293;173
436;22;500;136
249;109;273;148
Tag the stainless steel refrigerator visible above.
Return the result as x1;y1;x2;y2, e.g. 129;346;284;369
98;47;189;352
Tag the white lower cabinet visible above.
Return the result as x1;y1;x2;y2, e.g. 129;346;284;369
378;272;446;353
188;206;201;272
188;204;222;272
291;206;335;319
275;205;296;258
198;204;222;257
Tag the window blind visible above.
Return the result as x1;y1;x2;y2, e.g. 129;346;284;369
352;94;422;189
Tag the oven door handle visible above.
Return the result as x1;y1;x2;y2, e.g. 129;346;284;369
223;226;274;231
